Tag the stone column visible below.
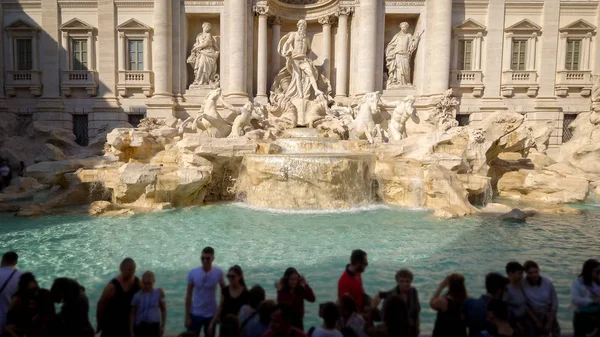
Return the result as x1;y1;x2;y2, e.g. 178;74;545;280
527;33;537;71
38;0;64;127
318;15;336;81
225;0;248;99
95;0;120;111
254;5;269;102
32;34;39;71
335;7;352;99
87;33;94;70
425;0;452;94
118;33;125;71
153;0;172;97
483;0;506;101
474;32;482;71
144;32;151;71
537;0;560;98
354;0;379;94
557;33;567;71
269;16;282;82
62;32;70;70
583;33;592;70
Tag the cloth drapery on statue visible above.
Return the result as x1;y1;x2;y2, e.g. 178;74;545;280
187;23;219;86
385;22;421;86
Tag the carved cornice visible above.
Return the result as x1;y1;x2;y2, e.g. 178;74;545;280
384;0;425;6
184;0;224;6
504;1;544;9
318;15;337;26
336;6;354;16
114;0;153;8
58;1;98;8
2;1;42;9
254;4;270;16
560;2;598;10
267;0;341;21
452;1;488;9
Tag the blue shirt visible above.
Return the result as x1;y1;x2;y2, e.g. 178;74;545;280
131;289;164;325
462;295;496;337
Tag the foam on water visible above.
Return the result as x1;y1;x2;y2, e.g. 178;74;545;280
230;201;407;215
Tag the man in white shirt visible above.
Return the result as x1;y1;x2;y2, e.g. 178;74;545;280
522;260;560;337
0;252;23;333
185;247;224;337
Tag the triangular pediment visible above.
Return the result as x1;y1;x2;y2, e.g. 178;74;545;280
505;19;542;32
453;19;487;32
61;18;95;31
560;19;596;33
117;18;152;32
5;19;40;31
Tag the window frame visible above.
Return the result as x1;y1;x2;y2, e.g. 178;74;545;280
116;19;153;73
128;39;144;71
60;18;96;72
458;39;473;71
451;19;487;72
71;38;88;71
511;38;528;71
15;38;33;71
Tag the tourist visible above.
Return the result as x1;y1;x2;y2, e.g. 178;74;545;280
374;269;420;336
310;302;343;337
4;272;55;337
504;261;530;334
430;273;467;337
365;295;409;337
0;160;11;192
50;277;94;337
238;285;265;328
339;250;369;312
487;299;526;337
263;303;308;337
210;265;249;336
240;300;276;337
96;257;141;337
17;162;25;178
0;252;22;335
276;267;316;330
185;246;225;337
463;272;509;337
130;271;166;337
220;314;241;337
522;261;560;337
336;294;366;337
571;259;600;337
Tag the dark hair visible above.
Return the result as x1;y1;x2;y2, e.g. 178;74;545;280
51;277;83;304
229;265;247;289
396;269;414;282
248;285;266;309
220;314;241;337
120;257;136;270
350;249;367;265
1;251;18;266
485;273;509;296
320;302;340;327
258;300;277;324
523;260;539;272
580;259;600;286
281;267;299;293
487;299;510;321
505;262;524;274
340;327;359;337
339;294;357;314
202;247;215;255
17;272;38;296
447;273;468;303
382;295;409;336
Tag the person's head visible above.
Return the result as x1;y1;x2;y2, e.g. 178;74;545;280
350;249;368;273
447;273;468;303
338;294;357;319
487;299;510;324
400;22;409;33
395;269;414;292
220;314;241;337
17;272;39;296
580;259;600;286
382;295;409;336
258;299;277;325
523;260;540;284
50;277;82;304
270;303;296;333
281;267;300;291
1;251;18;267
320;302;340;329
297;20;307;34
141;271;156;292
119;258;136;281
248;285;266;310
227;265;246;289
202;22;211;33
505;262;524;284
201;246;215;269
485;272;509;299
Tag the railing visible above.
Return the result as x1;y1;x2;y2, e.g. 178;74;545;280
556;70;592;86
117;70;154;97
450;70;483;87
8;71;40;83
502;70;538;86
62;70;96;85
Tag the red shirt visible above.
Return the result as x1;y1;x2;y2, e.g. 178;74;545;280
338;264;364;310
277;284;316;318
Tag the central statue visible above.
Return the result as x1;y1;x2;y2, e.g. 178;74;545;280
270;19;331;126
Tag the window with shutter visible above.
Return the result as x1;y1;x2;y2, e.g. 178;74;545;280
458;40;473;71
16;38;33;71
565;39;581;71
128;40;144;71
72;39;88;71
511;39;527;71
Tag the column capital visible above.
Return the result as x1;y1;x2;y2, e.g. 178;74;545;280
268;16;282;27
253;4;269;17
336;6;354;17
318;15;337;26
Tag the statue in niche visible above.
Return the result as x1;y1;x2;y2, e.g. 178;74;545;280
187;22;220;87
388;95;415;141
270;19;331;113
385;22;422;87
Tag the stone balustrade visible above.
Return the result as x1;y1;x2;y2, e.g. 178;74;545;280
61;70;98;97
117;70;154;97
555;70;593;97
501;70;539;98
5;70;42;97
450;70;484;97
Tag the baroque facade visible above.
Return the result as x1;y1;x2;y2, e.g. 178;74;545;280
0;0;598;151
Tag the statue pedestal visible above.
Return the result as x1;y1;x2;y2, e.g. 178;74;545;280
382;85;418;102
291;98;310;126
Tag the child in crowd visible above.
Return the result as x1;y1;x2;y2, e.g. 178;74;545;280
130;271;167;337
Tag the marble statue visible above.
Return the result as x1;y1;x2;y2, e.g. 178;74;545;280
429;89;459;131
385;22;422;87
590;78;600;125
222;101;265;138
388;95;415;141
306;94;329;128
592;77;600;103
179;88;231;137
349;92;382;144
187;22;220;86
271;20;331;104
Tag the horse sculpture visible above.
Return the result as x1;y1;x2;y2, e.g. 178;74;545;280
349;92;382;144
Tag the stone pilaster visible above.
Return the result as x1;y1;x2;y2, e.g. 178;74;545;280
172;0;182;96
354;0;382;95
318;15;336;81
425;0;452;95
225;0;249;100
335;7;353;99
254;5;269;103
480;0;507;113
536;0;560;99
147;0;175;118
94;0;121;118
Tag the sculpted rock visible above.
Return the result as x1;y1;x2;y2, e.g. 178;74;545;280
155;168;211;207
2;177;46;195
113;163;161;203
34;143;68;163
498;169;589;204
499;208;530;222
480;202;514;214
106;129;163;161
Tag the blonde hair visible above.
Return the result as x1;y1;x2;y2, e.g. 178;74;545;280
142;270;156;283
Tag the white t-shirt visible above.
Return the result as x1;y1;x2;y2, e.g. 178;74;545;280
0;267;23;332
312;327;343;337
187;266;224;317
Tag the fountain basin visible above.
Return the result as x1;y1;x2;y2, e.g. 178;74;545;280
237;153;376;210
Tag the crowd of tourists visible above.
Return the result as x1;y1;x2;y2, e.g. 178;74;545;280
0;248;598;337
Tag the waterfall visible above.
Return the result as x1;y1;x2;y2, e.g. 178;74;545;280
410;178;425;207
89;171;111;201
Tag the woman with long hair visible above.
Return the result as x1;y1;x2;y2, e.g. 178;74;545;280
275;267;316;330
50;277;94;337
5;272;56;337
430;273;468;337
571;259;600;337
210;265;249;336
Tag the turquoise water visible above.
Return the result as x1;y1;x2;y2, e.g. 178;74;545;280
1;203;599;334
